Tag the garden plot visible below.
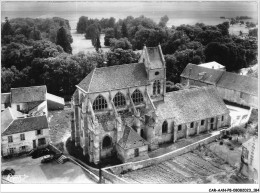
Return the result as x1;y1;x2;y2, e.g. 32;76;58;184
120;152;232;184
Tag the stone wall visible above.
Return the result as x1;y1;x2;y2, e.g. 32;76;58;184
103;130;224;176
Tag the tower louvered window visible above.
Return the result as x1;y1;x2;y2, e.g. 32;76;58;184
113;92;126;107
131;89;144;104
153;80;161;95
93;95;107;111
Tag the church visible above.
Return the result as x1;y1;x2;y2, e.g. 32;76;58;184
71;45;231;164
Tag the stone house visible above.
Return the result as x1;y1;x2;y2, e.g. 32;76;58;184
1;114;50;157
71;45;231;164
181;63;258;108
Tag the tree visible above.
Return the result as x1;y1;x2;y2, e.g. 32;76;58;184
109;38;132;51
56;26;72;54
217;22;230;36
249;28;257;37
230;126;246;141
158;15;169;28
104;28;115;46
121;22;128;38
106;48;139;66
94;35;101;52
2;17;13;37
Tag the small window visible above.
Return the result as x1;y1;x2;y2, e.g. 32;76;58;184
134;148;139;157
9;148;15;154
20;134;25;141
36;130;42;135
211;118;214;123
190;122;194;128
8;136;13;143
222;116;224;121
155;71;159;75
162;121;168;134
21;146;26;150
178;125;182;131
17;105;20;111
201;120;205;125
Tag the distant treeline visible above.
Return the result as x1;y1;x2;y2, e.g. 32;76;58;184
1;15;258;97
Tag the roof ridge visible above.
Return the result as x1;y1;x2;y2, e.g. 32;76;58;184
10;85;47;90
88;68;96;93
95;62;143;71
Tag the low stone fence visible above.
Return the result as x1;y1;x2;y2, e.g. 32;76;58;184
103;130;224;177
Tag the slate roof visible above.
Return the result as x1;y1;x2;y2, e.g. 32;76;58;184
117;125;149;149
2;115;48;136
1;93;11;104
11;86;47;103
77;63;148;93
1;107;24;133
155;86;229;125
181;63;224;85
146;46;164;69
217;71;258;96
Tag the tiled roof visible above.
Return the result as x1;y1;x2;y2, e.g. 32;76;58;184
217;72;258;96
155;86;229;125
181;63;224;85
2;115;48;136
77;63;148;93
1;93;11;104
1;107;24;133
117;125;149;149
11;86;47;103
146;47;164;69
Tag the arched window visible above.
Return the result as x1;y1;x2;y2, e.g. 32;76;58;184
153;80;161;95
102;135;112;149
162;120;168;134
93;95;107;111
113;92;126;108
131;89;143;104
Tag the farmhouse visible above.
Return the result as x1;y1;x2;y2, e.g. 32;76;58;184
180;63;258;108
71;45;231;164
1;113;50;157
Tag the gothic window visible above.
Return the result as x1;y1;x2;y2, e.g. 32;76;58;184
93;95;107;111
134;148;139;157
131;89;143;104
190;122;194;128
102;135;112;149
113;92;126;108
153;80;161;95
178;125;182;131
201;120;205;125
162;120;168;134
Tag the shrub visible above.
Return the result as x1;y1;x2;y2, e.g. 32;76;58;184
220;141;224;145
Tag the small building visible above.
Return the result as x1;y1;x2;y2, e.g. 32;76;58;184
1;85;65;115
198;61;225;70
116;125;149;163
10;86;48;116
181;63;258;108
242;137;258;183
1;115;50;157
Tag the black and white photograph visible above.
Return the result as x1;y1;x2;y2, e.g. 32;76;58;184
1;0;259;192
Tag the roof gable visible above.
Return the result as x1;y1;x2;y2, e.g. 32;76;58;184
155;86;229;125
11;86;47;103
2;115;48;136
77;63;148;93
1;93;11;104
118;125;149;149
146;47;164;69
181;63;224;85
217;72;258;96
198;61;225;69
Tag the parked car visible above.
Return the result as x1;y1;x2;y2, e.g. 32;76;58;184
41;154;54;163
1;168;15;176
